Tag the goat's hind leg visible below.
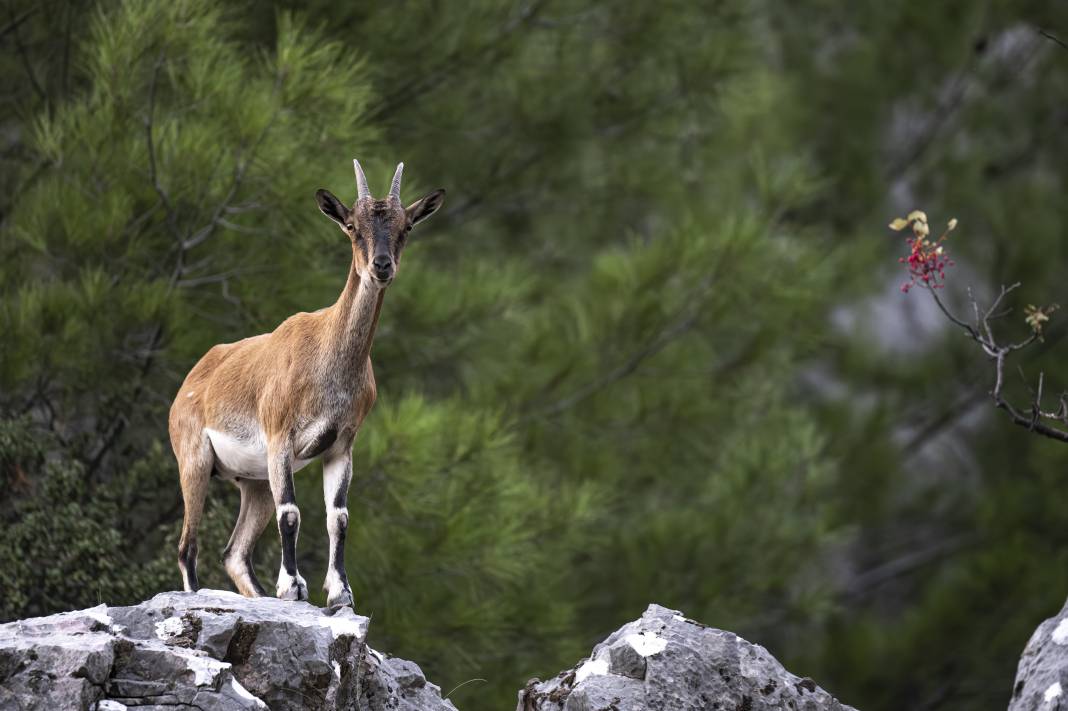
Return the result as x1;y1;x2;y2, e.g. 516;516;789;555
176;433;213;592
223;478;274;597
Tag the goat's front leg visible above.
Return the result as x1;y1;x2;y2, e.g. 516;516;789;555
322;445;354;608
268;439;308;601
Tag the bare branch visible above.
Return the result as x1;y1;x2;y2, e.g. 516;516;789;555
180;106;280;252
929;288;981;340
92;63;284;474
6;5;46;105
845;534;977;597
144;53;183;249
1039;29;1068;52
521;269;719;421
176;265;269;288
982;283;1020;342
0;6;35;41
528;311;700;419
215;217;263;235
926;282;1068;444
365;0;547;123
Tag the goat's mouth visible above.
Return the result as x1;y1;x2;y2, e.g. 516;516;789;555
370;273;393;286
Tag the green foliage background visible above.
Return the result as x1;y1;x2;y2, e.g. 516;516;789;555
1;1;1067;709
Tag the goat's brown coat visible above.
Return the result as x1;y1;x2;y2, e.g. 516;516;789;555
168;166;444;604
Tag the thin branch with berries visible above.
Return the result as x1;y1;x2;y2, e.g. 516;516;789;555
891;212;1067;443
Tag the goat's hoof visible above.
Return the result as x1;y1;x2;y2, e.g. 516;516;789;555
276;572;308;601
326;587;354;609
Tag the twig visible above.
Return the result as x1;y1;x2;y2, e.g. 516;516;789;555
846;534;977;597
930;288;980;340
7;5;46;104
530;311;700;419
925;283;1068;443
521;269;717;421
0;6;35;41
1039;29;1068;52
365;0;547;123
144;53;183;247
446;678;488;699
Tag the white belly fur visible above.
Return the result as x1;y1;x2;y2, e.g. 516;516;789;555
206;428;312;479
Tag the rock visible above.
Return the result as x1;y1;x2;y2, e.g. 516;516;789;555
516;604;856;711
0;589;457;711
1009;596;1068;711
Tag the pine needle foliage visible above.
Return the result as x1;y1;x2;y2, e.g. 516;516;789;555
9;2;1067;710
0;0;378;619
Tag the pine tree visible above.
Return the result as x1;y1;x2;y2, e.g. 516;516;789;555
0;0;381;614
6;2;1067;710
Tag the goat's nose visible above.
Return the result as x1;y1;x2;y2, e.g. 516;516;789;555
372;255;392;279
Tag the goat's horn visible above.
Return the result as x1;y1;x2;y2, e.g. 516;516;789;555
353;159;370;201
390;162;404;201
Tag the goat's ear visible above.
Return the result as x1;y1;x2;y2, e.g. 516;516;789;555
316;189;350;227
405;189;445;227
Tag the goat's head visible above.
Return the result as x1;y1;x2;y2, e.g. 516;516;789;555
316;160;445;286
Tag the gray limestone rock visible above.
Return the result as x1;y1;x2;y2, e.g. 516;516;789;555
1;595;868;711
0;589;457;711
1010;596;1068;711
516;604;857;711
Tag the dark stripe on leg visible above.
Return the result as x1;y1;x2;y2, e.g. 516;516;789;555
332;484;348;510
331;511;349;585
279;476;296;507
245;559;267;596
279;510;299;576
179;541;199;591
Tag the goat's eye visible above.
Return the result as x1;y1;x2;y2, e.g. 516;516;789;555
345;223;354;231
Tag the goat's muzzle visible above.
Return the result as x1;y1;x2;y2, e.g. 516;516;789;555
372;255;394;283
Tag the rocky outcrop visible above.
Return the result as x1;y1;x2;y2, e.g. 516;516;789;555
0;589;456;711
1010;596;1068;711
517;604;856;711
1;595;861;711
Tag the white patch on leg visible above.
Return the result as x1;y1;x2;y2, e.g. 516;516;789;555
324;568;353;607
276;503;299;522
327;506;348;535
223;552;244;580
324;505;352;607
276;568;308;601
224;557;261;598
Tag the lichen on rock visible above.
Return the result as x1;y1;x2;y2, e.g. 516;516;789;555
517;604;856;711
0;589;457;711
1010;595;1068;711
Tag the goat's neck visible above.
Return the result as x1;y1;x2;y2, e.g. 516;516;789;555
326;244;385;371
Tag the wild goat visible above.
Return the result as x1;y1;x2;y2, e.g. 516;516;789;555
168;160;444;607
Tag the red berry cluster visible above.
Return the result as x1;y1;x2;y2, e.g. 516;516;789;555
899;236;954;292
889;212;957;293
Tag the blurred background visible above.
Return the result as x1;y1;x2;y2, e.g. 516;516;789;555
2;1;1067;709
